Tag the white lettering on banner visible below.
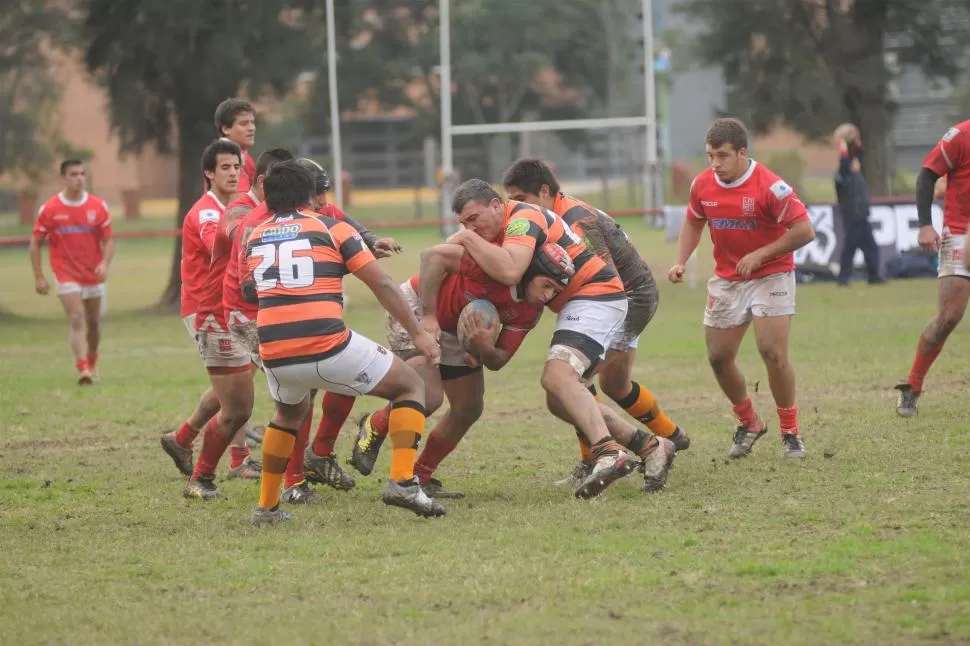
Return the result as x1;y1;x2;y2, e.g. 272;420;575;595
794;205;837;268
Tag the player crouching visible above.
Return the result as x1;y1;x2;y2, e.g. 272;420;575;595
351;240;575;499
244;160;443;525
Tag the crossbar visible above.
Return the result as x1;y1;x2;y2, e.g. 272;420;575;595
448;116;652;136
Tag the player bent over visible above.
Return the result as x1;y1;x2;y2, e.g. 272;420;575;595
669;118;815;460
503;157;689;486
351;241;573;498
895;119;970;416
30;159;113;385
448;180;675;497
244;160;442;525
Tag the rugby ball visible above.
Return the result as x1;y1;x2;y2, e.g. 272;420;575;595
457;299;501;351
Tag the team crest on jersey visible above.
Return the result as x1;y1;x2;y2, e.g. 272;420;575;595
769;180;793;201
260;223;302;242
942;127;960;142
742;197;755;214
87;210;97;224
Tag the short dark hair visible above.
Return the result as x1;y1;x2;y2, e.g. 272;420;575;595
706;118;748;152
201;138;242;176
214;98;255;136
452;179;502;213
295;158;332;195
60;159;83;175
255;148;295;179
263;159;314;212
502;158;560;196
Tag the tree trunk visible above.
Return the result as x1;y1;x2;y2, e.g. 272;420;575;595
856;101;892;197
158;113;217;308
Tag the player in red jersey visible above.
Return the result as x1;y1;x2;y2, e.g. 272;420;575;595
669;118;815;460
160;138;258;499
214;98;256;194
895;119;970;416
446;180;675;497
30;159;113;385
348;241;573;498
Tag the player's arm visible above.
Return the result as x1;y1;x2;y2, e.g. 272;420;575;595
29;205;50;294
417;243;464;337
450;223;537;286
669;184;706;283
916;168;941;228
339;223;438;361
96;205;114;280
240;225;260;303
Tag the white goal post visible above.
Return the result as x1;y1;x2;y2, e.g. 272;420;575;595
437;0;660;235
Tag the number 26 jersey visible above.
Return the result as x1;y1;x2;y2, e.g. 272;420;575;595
245;210;375;368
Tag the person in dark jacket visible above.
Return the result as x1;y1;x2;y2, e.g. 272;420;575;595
834;123;884;285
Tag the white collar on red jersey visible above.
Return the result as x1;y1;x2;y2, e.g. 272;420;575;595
247;189;259;204
206;190;227;210
57;191;89;207
714;160;758;189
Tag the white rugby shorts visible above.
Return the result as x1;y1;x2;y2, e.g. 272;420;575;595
703;271;796;329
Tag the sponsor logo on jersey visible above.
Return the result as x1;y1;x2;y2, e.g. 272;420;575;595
701;200;719;207
260;223;302;242
710;218;758;231
942;127;960;142
769;180;794;201
198;209;220;224
506;218;531;237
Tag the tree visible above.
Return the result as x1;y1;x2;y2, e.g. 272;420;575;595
679;0;970;196
0;1;74;185
81;0;319;307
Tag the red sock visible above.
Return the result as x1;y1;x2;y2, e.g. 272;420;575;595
230;445;251;469
286;412;313;489
87;352;99;369
777;406;798;435
191;418;231;478
732;397;758;428
907;334;943;392
175;420;200;449
311;392;356;456
370;404;392;438
414;433;458;484
75;359;89;373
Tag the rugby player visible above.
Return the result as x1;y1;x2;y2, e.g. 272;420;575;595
503;157;690;487
447;180;675;497
245;160;442;525
668;118;815;460
350;240;576;499
30;159;113;385
896;119;970;416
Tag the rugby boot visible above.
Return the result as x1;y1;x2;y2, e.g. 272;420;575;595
304;448;356;490
729;416;768;458
383;478;447;517
348;413;385;476
895;383;920;418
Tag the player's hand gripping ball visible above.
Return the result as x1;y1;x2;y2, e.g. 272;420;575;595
457;299;501;353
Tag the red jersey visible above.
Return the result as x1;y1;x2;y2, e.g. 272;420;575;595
922;119;970;235
409;254;542;357
687;161;809;281
180;191;227;317
498;200;625;313
33;192;112;286
246;211;375;367
237;149;256;193
224;197;267;323
194;191;257;331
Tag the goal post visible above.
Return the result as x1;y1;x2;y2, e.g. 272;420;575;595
437;0;659;236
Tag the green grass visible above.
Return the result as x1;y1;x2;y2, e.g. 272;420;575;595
1;225;969;645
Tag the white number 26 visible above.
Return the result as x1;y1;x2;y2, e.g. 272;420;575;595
250;239;314;291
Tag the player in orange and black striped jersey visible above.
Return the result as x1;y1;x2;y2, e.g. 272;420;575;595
448;179;675;497
503;157;688;488
243;160;444;525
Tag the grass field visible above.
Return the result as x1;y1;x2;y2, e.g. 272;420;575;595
1;224;969;645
